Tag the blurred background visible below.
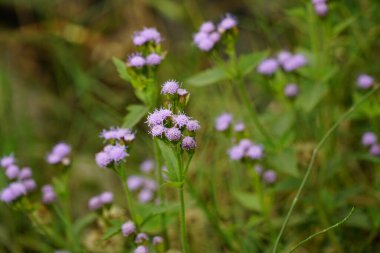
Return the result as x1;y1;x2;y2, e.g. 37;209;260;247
1;0;380;252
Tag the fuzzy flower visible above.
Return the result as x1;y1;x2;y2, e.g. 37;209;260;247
140;27;161;44
182;136;196;150
370;144;380;156
246;145;264;160
100;127;134;142
228;146;245;160
122;221;136;237
314;2;328;16
147;111;165;126
177;88;189;96
146;53;162;66
42;184;56;204
99;192;113;205
362;132;377;147
152;236;164;245
193;32;208;45
165;127;182;141
143;178;158;191
18;167;32;180
46;142;71;165
282;54;307;72
9;182;27;199
239;139;253;150
263;170;276;184
5;165;19;179
107;145;128;163
186;120;200;132
218;13;237;32
174;114;189;128
197;38;215;52
257;58;278;75
135;246;149;253
127;175;144;191
23;179;36;192
200;21;215;33
209;32;221;43
150;125;165;137
1;154;15;168
128;54;146;67
138;189;154;203
135;233;149;244
357;74;374;89
255;165;264;174
161;80;180;95
1;188;15;203
277;51;292;65
95;151;112;168
284;83;299;98
140;159;155;173
234;122;245;132
132;34;147;46
88;196;102;210
215;113;233;131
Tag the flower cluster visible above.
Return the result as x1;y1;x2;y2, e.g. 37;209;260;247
361;132;380;156
88;191;114;211
121;220;163;253
357;74;375;90
312;0;328;17
0;154;36;203
128;27;164;68
228;139;264;161
41;184;56;204
193;13;237;52
95;127;135;168
215;113;247;133
46;142;71;165
255;165;277;184
146;80;200;151
257;51;307;75
127;175;157;203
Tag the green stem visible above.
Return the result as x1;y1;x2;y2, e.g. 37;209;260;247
272;85;380;253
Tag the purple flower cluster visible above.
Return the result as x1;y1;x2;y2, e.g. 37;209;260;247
41;184;56;204
361;132;380;156
0;155;36;203
255;165;277;184
122;220;136;237
88;191;114;211
127;175;157;203
312;0;328;17
46;142;71;165
257;51;307;75
132;27;161;46
215;113;233;132
193;14;237;52
357;74;375;90
96;127;134;169
128;53;163;67
228;139;264;161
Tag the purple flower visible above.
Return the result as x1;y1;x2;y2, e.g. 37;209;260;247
42;184;54;193
88;196;102;210
42;185;56;204
228;146;245;160
140;27;161;44
122;221;136;237
357;74;374;89
95;151;112;168
209;32;221;43
239;139;253;150
284;83;299;98
138;189;154;203
143;178;157;191
5;165;19;179
22;179;36;192
362;132;377;147
127;175;144;191
152;236;164;245
135;246;149;253
157;108;172;119
283;54;307;72
277;51;292;65
47;142;71;165
246;145;264;160
165;127;182;141
132;34;147;46
147;111;165;126
215;113;233;131
99;192;113;205
150;125;165;137
140;159;155;173
186;120;200;132
312;0;325;3
263;170;276;184
370;144;380;156
9;182;27;198
108;145;128;163
128;54;146;67
177;88;189;96
314;2;328;16
174;114;189;128
0;188;15;203
18;167;32;180
218;13;237;32
197;38;215;52
135;233;149;243
257;58;278;75
161;80;179;95
100;127;134;142
254;165;263;174
1;154;15;168
193;32;208;45
146;53;162;66
234;122;245;132
200;21;215;33
181;136;196;150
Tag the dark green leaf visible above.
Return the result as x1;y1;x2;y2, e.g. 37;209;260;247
73;213;97;236
112;57;131;82
296;84;327;113
233;191;262;212
270;148;299;177
157;140;178;182
187;66;228;87
102;220;123;240
123;104;149;128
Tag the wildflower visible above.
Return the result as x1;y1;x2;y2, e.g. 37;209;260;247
161;80;179;95
121;221;136;237
357;74;374;89
277;51;292;65
234;122;245;132
18;167;32;180
135;246;149;253
107;145;128;163
181;136;196;150
370;144;380;156
140;159;155;173
1;154;15;168
200;21;215;33
88;196;102;211
239;139;253;150
215;113;233;131
99;192;113;205
0;188;15;203
22;179;36;192
127;175;144;191
263;170;276;184
282;54;307;72
284;83;299;98
140;28;161;44
218;13;237;32
228;146;245;160
143;178;157;191
152;236;164;245
193;32;208;45
197;38;215;51
186;120;200;132
174;114;189;128
95;151;111;168
209;32;221;43
5;165;19;179
314;2;328;16
362;132;377;147
138;188;154;203
146;53;162;66
133;34;147;46
150;125;165;137
246;145;264;160
257;58;278;75
135;233;149;243
165;127;182;141
255;165;263;174
177;88;189;96
46;142;71;165
128;54;146;68
42;184;56;204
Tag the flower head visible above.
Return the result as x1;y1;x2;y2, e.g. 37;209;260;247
277;51;292;65
150;125;165;137
140;159;155;173
127;175;144;191
88;196;102;210
200;21;215;33
140;27;161;44
121;221;136;237
135;233;149;244
146;53;162;66
1;154;15;168
228;146;245;161
215;113;233;131
42;184;56;204
135;246;149;253
357;74;374;89
283;54;307;72
99;192;113;205
46;142;71;165
18;167;32;180
95;151;112;168
23;179;36;192
5;165;19;179
174;114;189;128
257;58;278;75
182;136;196;151
234;122;245;132
284;83;299;98
263;170;277;184
186;120;200;132
370;144;380;156
152;236;164;245
362;132;377;147
218;13;237;32
128;54;146;68
246;145;264;160
314;2;328;16
165;127;182;141
161;80;179;95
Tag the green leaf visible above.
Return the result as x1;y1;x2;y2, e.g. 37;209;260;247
102;220;123;240
233;191;262;212
73;213;97;236
112;57;131;82
296;84;327;113
270;148;299;177
123;104;149;128
333;16;356;36
140;202;179;228
157;140;178;183
187;66;228;87
238;51;268;76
